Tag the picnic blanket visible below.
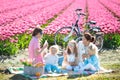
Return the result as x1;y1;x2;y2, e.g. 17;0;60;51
8;67;113;79
8;67;68;79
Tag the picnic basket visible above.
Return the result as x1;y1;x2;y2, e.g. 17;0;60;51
24;66;44;76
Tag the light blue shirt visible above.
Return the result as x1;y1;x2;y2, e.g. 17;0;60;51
84;55;100;70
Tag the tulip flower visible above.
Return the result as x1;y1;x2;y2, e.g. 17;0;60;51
0;0;73;40
87;0;120;34
44;0;86;35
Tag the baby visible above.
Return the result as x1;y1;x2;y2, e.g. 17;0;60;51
44;45;61;73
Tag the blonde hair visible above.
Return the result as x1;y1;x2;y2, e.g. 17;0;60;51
49;45;59;54
66;40;78;57
88;45;95;55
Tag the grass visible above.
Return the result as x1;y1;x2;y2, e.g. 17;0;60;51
0;49;120;80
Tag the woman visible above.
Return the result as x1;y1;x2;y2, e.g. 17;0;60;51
77;33;100;71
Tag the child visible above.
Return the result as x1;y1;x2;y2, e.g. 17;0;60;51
78;45;100;71
44;45;61;73
62;40;78;71
28;28;48;64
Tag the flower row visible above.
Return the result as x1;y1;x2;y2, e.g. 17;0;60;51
99;0;120;18
0;0;44;13
109;0;120;6
0;0;60;26
44;0;86;35
0;0;73;40
87;0;120;34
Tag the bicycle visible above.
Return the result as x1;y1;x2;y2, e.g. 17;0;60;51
54;9;104;51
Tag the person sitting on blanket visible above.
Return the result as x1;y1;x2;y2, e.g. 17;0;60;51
28;28;48;64
44;45;61;73
77;45;100;71
76;33;112;73
62;40;79;71
76;33;100;72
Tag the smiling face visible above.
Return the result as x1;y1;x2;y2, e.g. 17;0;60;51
36;33;42;39
67;40;78;57
50;45;59;55
68;42;75;53
82;36;89;46
32;28;43;39
51;47;57;54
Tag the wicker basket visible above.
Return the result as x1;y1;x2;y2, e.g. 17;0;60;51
24;66;44;76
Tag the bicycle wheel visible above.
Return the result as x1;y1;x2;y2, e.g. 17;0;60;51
94;36;103;51
54;27;78;47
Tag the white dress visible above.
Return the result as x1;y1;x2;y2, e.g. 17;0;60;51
67;53;75;63
63;53;76;70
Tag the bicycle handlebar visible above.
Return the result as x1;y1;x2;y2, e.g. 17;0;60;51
74;8;86;27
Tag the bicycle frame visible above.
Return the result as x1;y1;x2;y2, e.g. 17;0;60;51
74;14;83;36
63;14;83;42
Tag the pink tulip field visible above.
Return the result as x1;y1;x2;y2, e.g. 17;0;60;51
44;0;86;34
0;0;74;40
0;1;120;80
0;0;120;40
87;0;120;34
44;0;120;34
0;0;120;55
99;0;120;18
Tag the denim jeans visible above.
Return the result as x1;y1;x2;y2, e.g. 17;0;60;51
45;64;61;73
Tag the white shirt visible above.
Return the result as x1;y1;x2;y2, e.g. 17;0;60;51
67;53;75;62
78;41;98;62
44;53;58;65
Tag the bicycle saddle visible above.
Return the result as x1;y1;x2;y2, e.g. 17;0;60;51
89;21;96;25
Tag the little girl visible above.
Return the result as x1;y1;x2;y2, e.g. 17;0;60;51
28;28;48;64
62;40;78;70
44;45;61;73
78;45;100;71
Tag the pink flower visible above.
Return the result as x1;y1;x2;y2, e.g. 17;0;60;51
88;0;119;34
0;0;74;40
